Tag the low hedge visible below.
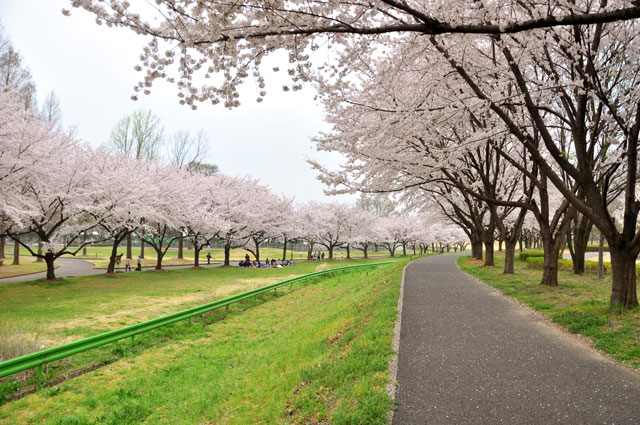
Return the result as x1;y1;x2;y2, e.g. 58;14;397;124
523;256;635;275
519;250;545;260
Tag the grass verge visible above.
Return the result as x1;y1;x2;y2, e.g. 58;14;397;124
458;255;640;370
0;258;408;424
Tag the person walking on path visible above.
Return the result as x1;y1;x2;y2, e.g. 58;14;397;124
136;256;142;271
392;254;640;424
206;252;211;264
125;257;131;272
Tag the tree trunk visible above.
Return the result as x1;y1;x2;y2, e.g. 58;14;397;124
307;243;314;260
141;239;145;258
346;244;351;259
498;239;503;251
540;236;559;287
255;245;260;262
194;246;201;267
518;238;523;252
282;237;288;260
178;237;184;259
472;240;483;260
328;247;334;259
155;251;164;270
126;234;132;259
107;238;120;274
37;241;44;263
598;234;605;278
12;237;19;265
363;246;368;259
224;245;231;266
608;246;639;308
402;243;407;256
503;240;517;274
0;236;4;259
82;232;87;257
483;240;494;266
570;218;593;275
44;251;56;281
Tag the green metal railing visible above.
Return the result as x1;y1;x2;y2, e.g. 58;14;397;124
0;262;393;380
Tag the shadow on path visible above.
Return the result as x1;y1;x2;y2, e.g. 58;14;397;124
393;254;640;424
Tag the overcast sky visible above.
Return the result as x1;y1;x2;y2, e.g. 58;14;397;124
0;0;354;204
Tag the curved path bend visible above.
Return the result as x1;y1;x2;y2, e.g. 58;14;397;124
393;254;640;424
0;257;225;284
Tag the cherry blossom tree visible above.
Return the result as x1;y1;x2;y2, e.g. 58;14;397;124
207;175;263;266
94;153;164;274
347;209;379;259
243;193;293;262
4;140;111;280
181;173;224;267
136;165;189;270
67;1;640;109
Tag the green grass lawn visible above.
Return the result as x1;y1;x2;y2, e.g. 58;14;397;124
0;258;409;424
458;254;640;370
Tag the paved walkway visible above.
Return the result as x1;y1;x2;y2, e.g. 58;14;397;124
393;254;640;424
0;257;225;284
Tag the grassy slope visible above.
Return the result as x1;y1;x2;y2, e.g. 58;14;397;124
459;255;640;370
0;259;408;425
0;259;387;348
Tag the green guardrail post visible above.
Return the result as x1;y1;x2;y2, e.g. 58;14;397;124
130;335;135;347
36;364;43;381
188;317;192;326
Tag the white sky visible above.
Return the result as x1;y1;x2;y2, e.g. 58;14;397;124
0;0;354;204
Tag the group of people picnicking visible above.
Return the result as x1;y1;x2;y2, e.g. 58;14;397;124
238;254;294;268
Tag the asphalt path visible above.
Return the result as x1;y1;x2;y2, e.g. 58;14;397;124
0;257;226;284
393;254;640;424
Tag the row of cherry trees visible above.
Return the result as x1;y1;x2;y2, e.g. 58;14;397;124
0;87;467;280
67;1;640;308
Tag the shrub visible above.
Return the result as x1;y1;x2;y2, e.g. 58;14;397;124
519;250;545;260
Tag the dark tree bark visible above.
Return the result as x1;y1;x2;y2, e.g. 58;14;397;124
609;245;639;307
224;244;231;266
282;236;288;260
177;237;184;259
126;234;132;259
483;241;494;266
0;236;4;260
363;246;368;259
346;243;351;259
12;237;19;265
36;241;44;263
568;215;593;275
140;239;145;258
194;246;201;267
471;240;483;260
44;251;56;281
